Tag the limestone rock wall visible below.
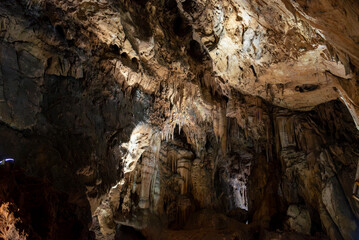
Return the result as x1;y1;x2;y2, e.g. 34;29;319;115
0;0;359;239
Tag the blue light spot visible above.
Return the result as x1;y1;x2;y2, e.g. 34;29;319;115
0;158;14;165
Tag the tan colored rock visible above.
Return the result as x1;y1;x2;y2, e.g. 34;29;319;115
191;159;213;208
322;177;358;240
1;1;359;239
286;205;311;235
176;158;191;195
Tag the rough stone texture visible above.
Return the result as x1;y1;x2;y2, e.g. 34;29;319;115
0;0;358;239
286;205;311;235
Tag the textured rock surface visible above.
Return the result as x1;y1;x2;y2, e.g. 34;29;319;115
0;0;359;239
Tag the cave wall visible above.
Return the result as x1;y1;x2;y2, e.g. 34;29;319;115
0;0;359;240
94;98;359;240
0;1;152;238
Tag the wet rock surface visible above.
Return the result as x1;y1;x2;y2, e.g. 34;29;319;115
0;0;359;239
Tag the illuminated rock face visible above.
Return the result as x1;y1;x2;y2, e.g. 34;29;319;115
0;0;359;239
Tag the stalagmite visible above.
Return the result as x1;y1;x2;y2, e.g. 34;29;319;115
229;162;251;210
138;154;156;209
176;159;191;195
219;102;227;154
122;123;154;173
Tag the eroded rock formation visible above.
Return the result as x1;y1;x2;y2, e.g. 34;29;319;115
0;0;359;239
